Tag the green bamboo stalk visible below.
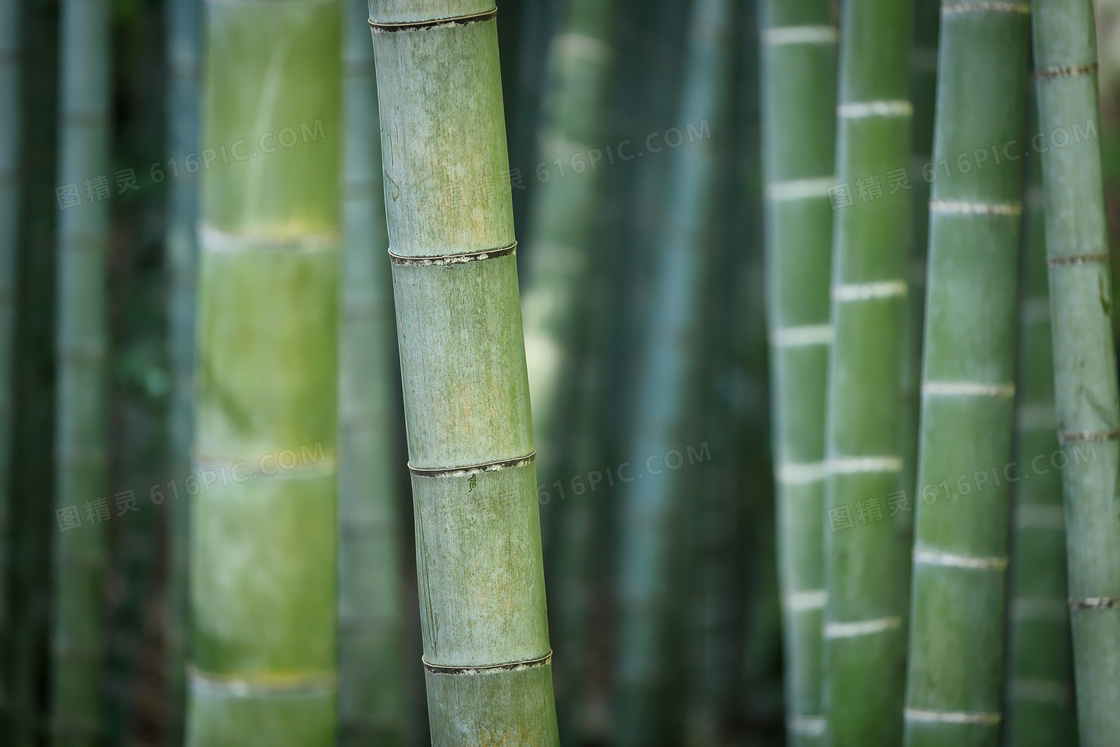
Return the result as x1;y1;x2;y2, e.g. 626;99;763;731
164;0;201;740
903;4;1030;744
521;0;616;549
337;0;404;742
613;0;734;742
822;0;914;744
759;0;836;743
187;0;341;743
1032;0;1120;742
368;3;559;743
50;0;112;740
0;0;20;720
1001;104;1075;747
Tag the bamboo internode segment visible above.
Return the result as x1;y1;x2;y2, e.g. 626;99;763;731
370;2;559;742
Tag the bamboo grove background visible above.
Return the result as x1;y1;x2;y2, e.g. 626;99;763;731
0;0;1117;744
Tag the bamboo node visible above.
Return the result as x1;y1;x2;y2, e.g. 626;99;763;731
187;666;337;697
922;381;1015;398
408;451;535;478
837;100;913;119
941;2;1031;15
904;708;1002;726
930;200;1022;216
770;324;832;347
762;26;837;46
914;549;1008;570
823;616;901;638
388;242;517;267
1057;427;1120;443
1046;253;1111;267
786;715;826;735
832;280;908;301
423;650;552;675
369;8;497;33
828;456;904;474
1036;63;1098;80
765;177;835;201
1069;597;1120;609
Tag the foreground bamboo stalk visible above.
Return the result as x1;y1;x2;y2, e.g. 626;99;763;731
1002;106;1074;747
187;0;341;742
51;0;111;740
822;0;914;743
904;4;1030;745
338;0;404;741
759;0;836;743
369;3;559;742
613;0;734;742
1032;0;1120;743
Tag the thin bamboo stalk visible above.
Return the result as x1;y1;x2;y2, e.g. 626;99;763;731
50;0;112;740
759;0;836;743
369;3;559;742
187;0;341;742
1032;0;1120;742
1001;103;1075;747
822;0;915;743
337;0;404;742
613;0;735;742
903;3;1030;744
163;0;200;740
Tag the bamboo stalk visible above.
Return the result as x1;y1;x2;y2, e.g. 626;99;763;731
187;0;341;743
903;3;1031;744
337;0;404;742
1001;103;1075;747
613;0;735;742
369;3;559;742
1032;0;1120;742
50;0;112;740
759;0;836;743
822;0;915;744
164;0;201;740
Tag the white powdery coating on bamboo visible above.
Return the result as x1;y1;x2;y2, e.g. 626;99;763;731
1011;597;1068;622
762;25;837;45
1015;504;1065;530
776;461;830;484
930;200;1023;216
913;549;1009;570
783;589;827;612
198;223;339;253
824;616;902;638
837;100;913;119
1007;679;1071;705
829;456;903;474
832;280;908;301
787;715;827;735
922;381;1016;398
553;33;611;64
942;2;1031;14
765;176;835;201
905;708;1002;726
770;324;833;347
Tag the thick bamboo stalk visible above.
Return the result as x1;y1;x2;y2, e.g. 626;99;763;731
163;0;201;740
187;0;341;743
1001;105;1074;747
337;0;404;742
759;0;836;743
368;3;559;743
1032;0;1120;742
903;4;1030;744
613;0;734;742
822;0;914;744
51;0;112;740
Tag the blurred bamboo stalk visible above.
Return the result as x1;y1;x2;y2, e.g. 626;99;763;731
163;0;200;740
822;0;914;743
1032;0;1120;742
759;0;836;743
904;4;1030;745
369;2;559;742
613;0;734;742
50;0;111;740
188;0;342;741
337;0;405;742
1002;101;1075;747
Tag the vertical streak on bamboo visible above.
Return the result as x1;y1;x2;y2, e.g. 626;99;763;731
0;0;19;719
612;0;734;742
1032;0;1120;743
368;2;559;743
1002;103;1074;747
759;0;836;744
338;0;403;742
51;0;111;740
164;0;200;740
903;4;1030;745
823;0;914;744
187;0;341;743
